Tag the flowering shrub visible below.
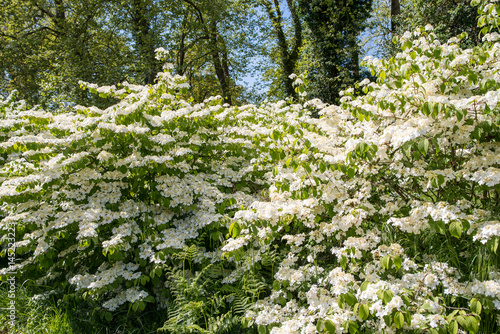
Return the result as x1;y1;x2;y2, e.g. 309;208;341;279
225;1;500;333
1;0;500;333
0;63;275;325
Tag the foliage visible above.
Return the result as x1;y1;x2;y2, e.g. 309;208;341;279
0;62;272;330
0;0;132;109
260;0;303;100
390;0;483;54
1;1;500;334
297;0;373;104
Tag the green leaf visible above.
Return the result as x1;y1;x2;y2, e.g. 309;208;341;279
422;102;431;116
449;220;463;239
344;292;357;307
324;320;336;334
421;303;434;312
381;255;392;270
359;304;370;321
418;138;429;155
383;290;393;304
394;311;404;329
229;222;242;238
393;256;402;270
380;71;386;81
468;73;478;85
468;316;479;334
449;320;458;334
488;237;499;254
347;168;355;179
340;255;348;270
347;320;358;334
338;294;345;309
273;280;281;291
303;162;312;174
316;319;325;332
258;325;267;334
319;162;327;173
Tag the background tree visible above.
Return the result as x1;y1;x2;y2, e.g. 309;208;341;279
297;0;372;104
363;0;411;57
166;0;260;105
261;0;303;100
393;0;482;49
0;0;131;108
367;0;482;58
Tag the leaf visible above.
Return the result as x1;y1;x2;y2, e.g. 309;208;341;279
338;294;345;309
229;222;241;238
394;311;404;329
316;319;325;332
402;143;412;158
347;167;355;179
468;316;479;334
421;303;434;312
347;320;358;334
319;162;327;173
344;292;357;307
418;138;429;155
445;320;458;334
449;220;463;239
488;237;499;254
340;255;348;269
393;256;402;270
359;303;370;321
380;71;386;81
383;290;393;304
381;255;392;270
258;325;267;334
324;320;336;334
273;280;281;291
303;162;312;174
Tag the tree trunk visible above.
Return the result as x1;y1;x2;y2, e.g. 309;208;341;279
391;0;401;33
262;0;302;99
209;22;231;105
131;0;157;85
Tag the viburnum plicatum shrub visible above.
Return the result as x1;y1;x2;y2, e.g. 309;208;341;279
224;2;500;334
0;52;279;327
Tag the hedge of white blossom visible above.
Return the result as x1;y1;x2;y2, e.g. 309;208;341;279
1;0;500;333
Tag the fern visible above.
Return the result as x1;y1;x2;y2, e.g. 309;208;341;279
159;247;250;334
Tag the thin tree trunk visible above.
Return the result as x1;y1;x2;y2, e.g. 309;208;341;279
209;22;231;105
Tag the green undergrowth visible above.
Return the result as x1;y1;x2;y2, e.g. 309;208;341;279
0;281;170;334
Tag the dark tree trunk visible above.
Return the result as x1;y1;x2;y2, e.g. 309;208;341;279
209;21;231;105
391;0;401;33
262;0;302;99
131;0;157;85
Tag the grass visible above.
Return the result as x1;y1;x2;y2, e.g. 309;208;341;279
0;281;169;334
